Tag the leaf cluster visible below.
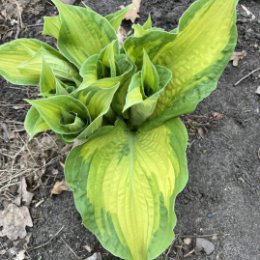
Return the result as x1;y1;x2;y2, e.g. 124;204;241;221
0;0;238;259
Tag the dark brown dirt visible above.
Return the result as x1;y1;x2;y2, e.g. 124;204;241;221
0;0;260;260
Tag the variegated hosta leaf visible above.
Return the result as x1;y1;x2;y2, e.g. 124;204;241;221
78;41;121;89
24;107;49;139
51;0;117;68
124;29;176;69
40;60;76;97
74;79;120;139
0;39;81;86
97;40;119;78
26;96;90;142
123;52;172;126
39;59;56;96
65;118;188;260
43;5;131;40
151;0;238;124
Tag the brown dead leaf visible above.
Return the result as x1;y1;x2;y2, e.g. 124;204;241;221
231;50;247;67
13;250;26;260
117;26;127;47
124;0;141;23
0;204;33;240
210;112;224;121
197;127;204;139
51;180;70;195
14;177;34;206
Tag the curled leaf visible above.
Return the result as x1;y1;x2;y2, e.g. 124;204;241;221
51;180;70;195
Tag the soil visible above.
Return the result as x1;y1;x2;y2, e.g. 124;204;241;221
0;0;260;260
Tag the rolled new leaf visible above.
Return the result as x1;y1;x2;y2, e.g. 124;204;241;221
123;51;172;126
24;107;50;139
65;118;188;260
39;59;56;97
78;42;135;117
26;96;90;142
75;78;120;139
39;60;76;97
0;39;81;86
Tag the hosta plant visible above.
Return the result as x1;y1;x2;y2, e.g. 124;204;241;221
0;0;238;259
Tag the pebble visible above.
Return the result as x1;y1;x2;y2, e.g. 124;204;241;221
84;252;102;260
196;238;215;255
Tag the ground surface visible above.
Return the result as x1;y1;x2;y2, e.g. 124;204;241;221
0;0;259;260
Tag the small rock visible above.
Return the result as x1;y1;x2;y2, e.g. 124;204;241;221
255;86;260;95
83;244;93;253
85;252;102;260
183;237;192;245
196;238;215;255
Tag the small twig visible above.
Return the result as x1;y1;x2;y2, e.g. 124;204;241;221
234;67;260;86
180;233;218;239
29;226;64;251
61;238;80;259
165;242;175;259
26;23;44;28
184;249;195;258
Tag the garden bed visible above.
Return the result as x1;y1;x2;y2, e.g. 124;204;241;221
0;0;259;259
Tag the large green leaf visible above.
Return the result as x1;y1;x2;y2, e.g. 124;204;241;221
43;5;131;40
65;118;188;260
27;96;90;137
0;39;81;85
150;0;238;125
51;0;117;68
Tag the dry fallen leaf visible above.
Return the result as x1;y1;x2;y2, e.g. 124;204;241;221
124;0;141;23
117;26;127;47
51;180;70;195
13;250;26;260
231;50;247;67
197;127;204;139
210;112;224;121
0;203;33;240
14;177;34;206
